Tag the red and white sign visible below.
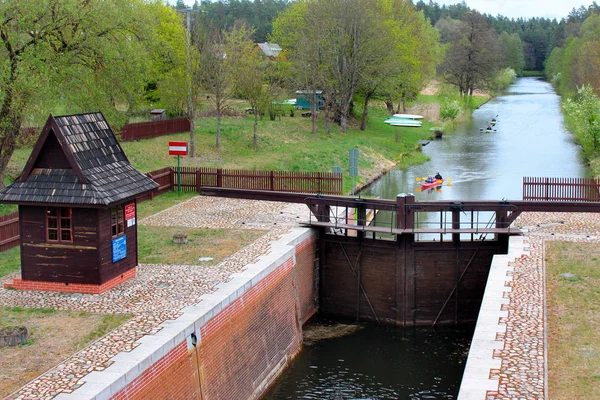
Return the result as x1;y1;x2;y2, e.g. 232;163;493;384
169;141;188;156
125;203;136;220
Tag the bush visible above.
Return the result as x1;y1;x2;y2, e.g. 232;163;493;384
440;99;461;121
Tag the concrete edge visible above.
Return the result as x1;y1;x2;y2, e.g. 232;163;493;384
54;226;314;400
457;235;530;400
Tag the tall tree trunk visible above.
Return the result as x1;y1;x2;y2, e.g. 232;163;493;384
385;100;394;114
189;118;195;157
216;106;222;149
311;93;317;135
339;98;350;133
253;110;258;149
360;93;371;131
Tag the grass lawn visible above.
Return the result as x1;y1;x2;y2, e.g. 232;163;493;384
0;246;20;278
0;307;130;398
546;241;600;399
6;102;471;195
136;191;199;220
138;225;265;266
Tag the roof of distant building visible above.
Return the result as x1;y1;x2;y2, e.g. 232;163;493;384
257;42;282;57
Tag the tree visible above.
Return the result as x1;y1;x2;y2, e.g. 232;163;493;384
498;32;525;76
145;3;188;115
272;1;327;135
564;85;600;158
197;31;230;149
224;24;272;149
383;0;441;115
318;0;384;132
438;12;500;96
0;0;162;187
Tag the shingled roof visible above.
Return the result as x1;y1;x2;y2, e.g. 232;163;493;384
0;112;158;206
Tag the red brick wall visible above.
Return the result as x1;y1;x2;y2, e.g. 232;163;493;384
111;233;317;400
198;257;301;400
111;341;201;400
295;237;318;323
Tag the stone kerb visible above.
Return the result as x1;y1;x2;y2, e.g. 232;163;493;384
457;235;529;400
53;227;314;400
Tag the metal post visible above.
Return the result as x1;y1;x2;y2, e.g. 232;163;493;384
177;155;181;196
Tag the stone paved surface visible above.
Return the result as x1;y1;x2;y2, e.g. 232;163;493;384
486;211;600;400
0;196;309;400
2;200;598;400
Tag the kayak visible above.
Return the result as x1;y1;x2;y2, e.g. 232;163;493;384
421;179;443;190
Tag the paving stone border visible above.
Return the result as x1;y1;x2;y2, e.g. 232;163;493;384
3;202;599;399
459;211;600;400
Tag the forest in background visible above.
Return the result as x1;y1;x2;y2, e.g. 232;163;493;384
3;0;600;186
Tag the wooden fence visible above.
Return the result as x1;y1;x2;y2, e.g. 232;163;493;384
173;167;343;195
0;166;341;253
523;177;600;201
120;118;191;141
135;167;173;203
0;211;19;252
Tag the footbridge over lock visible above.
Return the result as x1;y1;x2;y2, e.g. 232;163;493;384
198;177;600;327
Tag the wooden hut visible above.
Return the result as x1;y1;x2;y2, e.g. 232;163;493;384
150;109;166;121
0;112;158;294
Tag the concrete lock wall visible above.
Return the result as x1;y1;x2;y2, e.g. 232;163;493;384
54;227;317;400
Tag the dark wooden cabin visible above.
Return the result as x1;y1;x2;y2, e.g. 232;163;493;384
0;112;157;292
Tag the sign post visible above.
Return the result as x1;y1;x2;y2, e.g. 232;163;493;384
169;141;188;195
349;148;358;196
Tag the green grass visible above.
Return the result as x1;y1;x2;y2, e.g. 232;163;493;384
7;104;446;196
522;70;545;77
0;247;21;278
138;225;265;265
77;313;132;347
546;241;600;399
136;191;199;220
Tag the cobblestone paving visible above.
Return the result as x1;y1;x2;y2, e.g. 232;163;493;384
0;196;309;400
486;211;600;400
3;202;598;400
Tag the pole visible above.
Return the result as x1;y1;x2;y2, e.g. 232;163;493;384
177;155;181;196
185;9;195;158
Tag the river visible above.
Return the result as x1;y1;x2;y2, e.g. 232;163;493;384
262;77;589;400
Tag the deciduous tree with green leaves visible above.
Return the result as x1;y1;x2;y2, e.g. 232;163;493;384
197;30;230;149
0;0;171;186
438;12;500;97
224;24;273;149
564;85;600;159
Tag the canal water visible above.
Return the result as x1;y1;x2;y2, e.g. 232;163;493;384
363;77;589;202
263;77;589;400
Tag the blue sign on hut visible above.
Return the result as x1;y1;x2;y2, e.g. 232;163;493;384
0;112;158;293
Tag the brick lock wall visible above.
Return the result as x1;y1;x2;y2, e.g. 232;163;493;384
110;233;317;400
295;237;318;324
198;257;301;400
112;342;201;400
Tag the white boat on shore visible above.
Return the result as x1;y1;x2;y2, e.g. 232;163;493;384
387;119;422;127
392;113;424;120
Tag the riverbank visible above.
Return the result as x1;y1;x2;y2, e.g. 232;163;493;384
3;95;488;206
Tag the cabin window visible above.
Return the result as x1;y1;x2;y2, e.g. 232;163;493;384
111;205;125;237
46;207;72;242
